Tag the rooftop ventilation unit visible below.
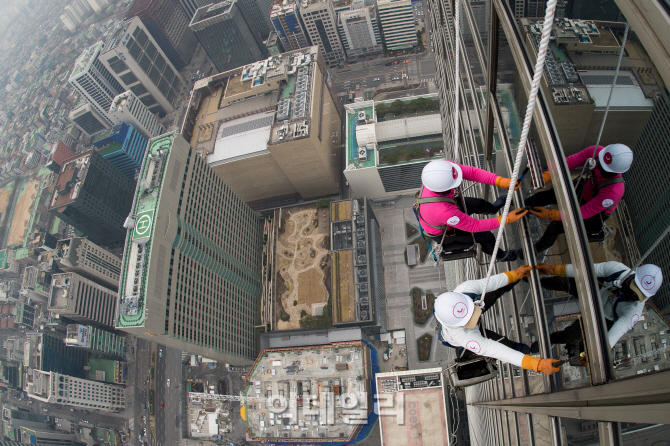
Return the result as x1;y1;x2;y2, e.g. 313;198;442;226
357;240;365;249
359;283;368;294
357;110;366;122
277;98;291;121
357;254;366;264
357;267;367;278
358;147;367;160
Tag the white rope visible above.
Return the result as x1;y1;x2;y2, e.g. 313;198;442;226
479;0;558;298
452;0;461;161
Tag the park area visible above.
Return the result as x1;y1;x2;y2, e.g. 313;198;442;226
0;177;41;247
274;204;332;330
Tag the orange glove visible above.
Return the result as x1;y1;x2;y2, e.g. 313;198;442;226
522;355;561;376
495;176;523;191
505;265;533;282
528;206;560;221
542;171;551;184
534;263;567;276
496;208;527;226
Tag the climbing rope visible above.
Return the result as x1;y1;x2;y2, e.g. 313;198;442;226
452;0;461;161
479;0;558;298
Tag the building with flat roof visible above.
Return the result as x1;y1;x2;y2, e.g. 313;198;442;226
115;132;263;364
243;340;375;443
26;370;125;412
48;151;136;245
270;0;310;51
101;17;183;116
108;91;165;140
339;5;382;59
376;368;450;446
377;0;416;51
342;95;444;198
92;123;149;180
69;103;111;138
299;0;345;65
69;42;125;127
53;237;121;290
21;265;52;303
65;324;126;358
49;272;118;329
49;141;76;170
190;1;268;73
181;46;342;207
330;198;387;333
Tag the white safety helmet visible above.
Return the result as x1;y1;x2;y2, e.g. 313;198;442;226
421;160;463;192
434;291;481;329
599;144;633;173
633;264;663;298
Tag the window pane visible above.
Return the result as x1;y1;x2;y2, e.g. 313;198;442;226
130;83;148;96
145;42;157;60
119;72;138;86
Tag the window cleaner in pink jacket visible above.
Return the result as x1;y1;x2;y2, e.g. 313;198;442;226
520;144;632;257
417;160;528;261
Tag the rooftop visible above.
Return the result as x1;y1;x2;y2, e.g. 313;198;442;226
69;42;103;81
190;1;235;27
376;368;449;446
581;70;654;109
244;341;373;443
48;152;92;210
207;112;274;165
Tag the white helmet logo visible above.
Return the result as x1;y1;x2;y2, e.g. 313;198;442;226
447;216;460;226
452;302;468;319
466;340;481;353
641;275;655;291
602;199;614;208
631;314;639;326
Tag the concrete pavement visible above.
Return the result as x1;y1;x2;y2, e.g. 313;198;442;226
155;344;183;446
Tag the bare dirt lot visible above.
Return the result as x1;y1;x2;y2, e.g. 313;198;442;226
275;205;331;330
7;178;39;246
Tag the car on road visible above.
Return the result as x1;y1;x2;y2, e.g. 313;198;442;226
142;416;146;423
142;428;146;436
143;403;147;411
373;78;380;81
403;60;411;64
159;348;162;357
392;77;399;81
167;379;170;387
392;61;398;65
385;62;392;66
160;401;164;409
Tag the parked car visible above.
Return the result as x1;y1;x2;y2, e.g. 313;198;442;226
167;379;170;387
373;78;380;81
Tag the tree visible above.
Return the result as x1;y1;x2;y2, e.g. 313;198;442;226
406;100;420;113
382;152;399;164
375;103;387;117
315;198;332;209
389;99;404;116
408;146;425;160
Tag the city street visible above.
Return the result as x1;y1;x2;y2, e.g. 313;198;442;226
154;344;183;446
133;338;152;445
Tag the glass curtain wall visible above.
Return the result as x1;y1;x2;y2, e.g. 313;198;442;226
427;0;670;444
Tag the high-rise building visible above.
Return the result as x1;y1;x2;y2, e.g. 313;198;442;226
35;333;88;378
264;30;283;55
189;1;268;73
49;141;76;170
101;17;183;116
53;237;121;290
177;0;212;19
339;5;382;58
86;0;112;14
270;0;310;51
0;407;73;444
125;0;199;70
65;324;126;358
49;272;118;328
92;123;149;180
27;370;125;412
69;42;125;127
108;91;165;140
115;132;263;364
377;0;416;51
48;151;136;245
21;265;52;303
299;0;345;65
239;0;275;40
68;103;111;137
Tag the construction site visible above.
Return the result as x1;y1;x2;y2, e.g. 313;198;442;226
243;341;375;444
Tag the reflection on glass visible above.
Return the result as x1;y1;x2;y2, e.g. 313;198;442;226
557;417;601;445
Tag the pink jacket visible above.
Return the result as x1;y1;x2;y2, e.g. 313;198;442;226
561;145;625;221
419;162;500;236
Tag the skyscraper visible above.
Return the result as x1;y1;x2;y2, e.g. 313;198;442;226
49;272;118;328
115;132;263;364
125;0;199;70
92;123;150;180
299;0;345;65
108;92;165;141
339;5;382;58
69;42;125;126
101;17;183;116
27;370;125;412
238;0;274;40
65;324;126;358
69;103;111;137
377;0;416;51
53;237;122;290
48;151;136;245
190;1;268;73
270;0;310;51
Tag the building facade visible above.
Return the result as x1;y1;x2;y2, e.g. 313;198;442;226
27;370;125;412
69;103;111;138
101;17;183;116
270;0;310;51
92;123;149;180
190;1;268;73
49;272;117;328
65;324;126;358
48;151;136;245
108;90;165;140
377;0;416;51
49;141;76;169
115;132;263;364
299;0;345;65
53;237;121;290
339;5;382;58
69;42;125;127
425;0;670;442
